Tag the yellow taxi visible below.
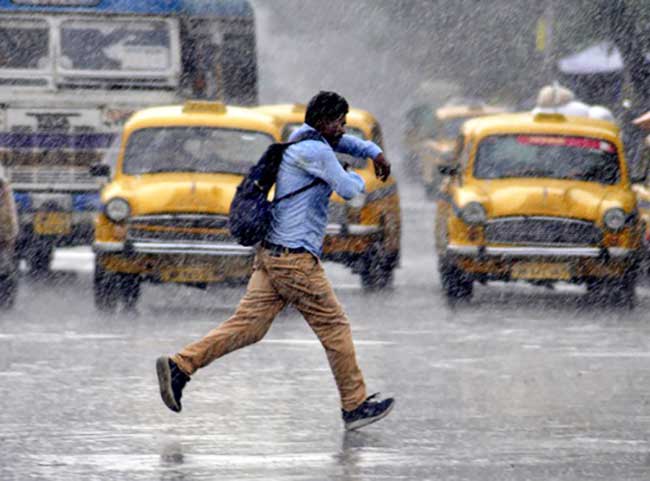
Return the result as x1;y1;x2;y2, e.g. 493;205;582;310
404;100;508;196
92;101;282;311
0;164;18;308
435;112;643;305
255;104;401;289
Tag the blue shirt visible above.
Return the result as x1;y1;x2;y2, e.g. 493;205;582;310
265;123;382;256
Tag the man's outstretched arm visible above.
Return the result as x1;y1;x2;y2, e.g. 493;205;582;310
303;144;365;201
335;135;391;181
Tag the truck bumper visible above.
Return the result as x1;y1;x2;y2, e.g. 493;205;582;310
17;211;96;248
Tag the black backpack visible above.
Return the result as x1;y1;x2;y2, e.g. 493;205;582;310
229;130;324;246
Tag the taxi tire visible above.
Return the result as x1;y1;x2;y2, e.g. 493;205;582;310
28;241;54;276
120;274;141;310
360;243;394;290
610;272;636;308
586;274;636;308
94;262;119;313
440;261;473;300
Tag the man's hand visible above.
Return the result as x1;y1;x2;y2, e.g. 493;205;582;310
373;153;391;182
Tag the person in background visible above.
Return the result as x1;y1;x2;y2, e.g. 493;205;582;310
156;91;395;431
533;83;589;117
532;83;616;124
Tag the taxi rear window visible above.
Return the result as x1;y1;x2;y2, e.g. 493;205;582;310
474;134;620;184
122;127;274;175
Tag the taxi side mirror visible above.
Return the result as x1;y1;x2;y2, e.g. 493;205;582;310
631;172;647;184
440;151;456;164
438;164;458;176
90;164;111;178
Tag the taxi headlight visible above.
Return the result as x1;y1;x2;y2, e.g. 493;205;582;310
347;193;367;209
104;198;131;223
460;202;487;225
603;207;626;231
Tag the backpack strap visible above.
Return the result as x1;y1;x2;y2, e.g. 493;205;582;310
273;128;327;204
274;177;323;203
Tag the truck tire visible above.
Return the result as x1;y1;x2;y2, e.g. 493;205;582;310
28;241;54;276
0;272;17;309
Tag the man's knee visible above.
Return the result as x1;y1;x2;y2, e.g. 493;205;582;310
221;312;273;342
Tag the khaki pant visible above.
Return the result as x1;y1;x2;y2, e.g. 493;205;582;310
172;248;367;411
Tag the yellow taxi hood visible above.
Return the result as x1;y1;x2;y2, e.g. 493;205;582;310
459;178;636;221
102;173;243;216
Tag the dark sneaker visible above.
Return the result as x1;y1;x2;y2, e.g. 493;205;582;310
342;393;395;431
156;356;190;413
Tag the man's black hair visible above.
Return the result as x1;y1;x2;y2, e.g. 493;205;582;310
305;91;349;127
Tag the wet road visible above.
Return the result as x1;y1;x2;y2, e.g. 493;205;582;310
3;182;650;480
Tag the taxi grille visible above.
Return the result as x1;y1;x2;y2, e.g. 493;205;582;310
130;214;229;229
127;229;233;244
127;214;233;244
485;217;602;246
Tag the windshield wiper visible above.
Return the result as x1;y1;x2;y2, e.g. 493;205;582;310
512;168;554;177
143;167;201;174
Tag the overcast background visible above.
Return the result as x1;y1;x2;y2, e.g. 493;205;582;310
251;0;460;169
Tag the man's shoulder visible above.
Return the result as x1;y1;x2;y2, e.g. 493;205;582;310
288;138;332;156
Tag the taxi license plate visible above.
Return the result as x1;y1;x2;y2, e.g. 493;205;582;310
34;212;72;235
511;262;571;280
162;266;212;283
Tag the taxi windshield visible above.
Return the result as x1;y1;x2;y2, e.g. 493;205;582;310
122;127;274;175
474;134;621;184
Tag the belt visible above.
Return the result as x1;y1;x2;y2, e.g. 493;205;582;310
261;240;309;255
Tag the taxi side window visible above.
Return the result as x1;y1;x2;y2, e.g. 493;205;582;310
449;134;469;169
459;140;472;172
102;135;122;175
405;105;435;141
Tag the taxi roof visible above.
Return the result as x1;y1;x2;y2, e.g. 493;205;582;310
254;103;378;133
125;102;282;139
461;112;621;142
436;104;508;119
